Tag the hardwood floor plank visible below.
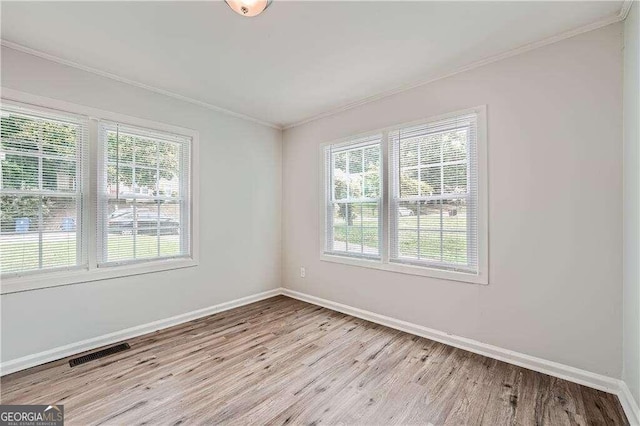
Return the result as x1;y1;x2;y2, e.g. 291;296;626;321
0;296;629;425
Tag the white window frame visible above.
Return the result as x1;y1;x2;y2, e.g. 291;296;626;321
0;89;200;294
0;99;89;277
320;106;488;285
96;121;192;267
323;135;383;260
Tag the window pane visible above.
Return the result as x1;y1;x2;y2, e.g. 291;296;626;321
397;200;418;229
361;202;379;255
345;204;363;254
345;228;363;254
330;201;379;256
159;201;182;257
332;202;348;252
420;135;441;165
2;154;38;190
400;138;418;168
334;173;347;200
398;230;419;259
159;141;181;176
43;159;76;192
442;199;467;232
0;232;39;273
159;170;180;198
420;166;441;196
134;167;159;196
400;168;419;197
107;165;133;197
0;195;77;272
106;200;136;262
0;195;40;272
104;200;181;262
136;234;159;259
442;231;467;265
443;164;467;194
347;173;362;199
42;121;77;156
42;196;77;269
363;146;380;198
135;137;159;167
107;131;119;162
333;151;346;173
109;131;134;163
348;150;363;174
419;231;442;262
419;200;442;230
1;113;39;152
442;129;468;162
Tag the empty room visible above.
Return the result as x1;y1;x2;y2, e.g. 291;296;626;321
0;0;639;424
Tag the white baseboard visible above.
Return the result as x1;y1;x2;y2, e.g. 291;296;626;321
619;381;640;426
281;288;639;425
0;288;281;377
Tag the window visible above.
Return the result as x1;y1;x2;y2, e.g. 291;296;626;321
0;102;88;276
0;94;198;294
324;135;381;258
390;113;479;273
98;123;191;265
321;107;487;284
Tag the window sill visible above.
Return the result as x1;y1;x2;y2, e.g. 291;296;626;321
0;258;198;294
320;254;488;285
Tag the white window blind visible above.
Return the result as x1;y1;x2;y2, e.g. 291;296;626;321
324;135;382;258
0;102;88;275
390;113;478;273
98;122;191;266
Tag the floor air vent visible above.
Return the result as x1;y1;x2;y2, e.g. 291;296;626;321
69;343;131;367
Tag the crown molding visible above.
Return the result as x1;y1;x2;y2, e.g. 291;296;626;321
620;0;634;21
0;39;283;130
282;1;634;130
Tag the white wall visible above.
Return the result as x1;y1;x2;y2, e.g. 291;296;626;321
623;1;640;407
282;24;623;378
0;47;282;362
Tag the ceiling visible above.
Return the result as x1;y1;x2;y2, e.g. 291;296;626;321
0;1;626;128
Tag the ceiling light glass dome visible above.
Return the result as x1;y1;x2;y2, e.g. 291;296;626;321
225;0;272;17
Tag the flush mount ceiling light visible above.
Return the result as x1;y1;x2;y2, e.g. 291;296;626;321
225;0;272;17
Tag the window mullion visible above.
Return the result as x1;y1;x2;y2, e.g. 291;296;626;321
37;124;44;269
327;146;333;252
38;195;43;269
88;119;99;270
439;134;444;261
132;138;137;259
381;131;390;264
156;141;161;257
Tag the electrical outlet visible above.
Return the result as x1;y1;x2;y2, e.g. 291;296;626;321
300;267;306;278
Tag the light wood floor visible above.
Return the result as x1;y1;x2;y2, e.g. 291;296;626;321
1;296;628;425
